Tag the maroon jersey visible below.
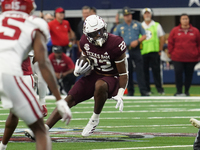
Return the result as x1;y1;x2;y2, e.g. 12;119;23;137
80;33;126;75
22;57;33;75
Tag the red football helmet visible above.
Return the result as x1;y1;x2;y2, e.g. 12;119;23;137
1;0;37;14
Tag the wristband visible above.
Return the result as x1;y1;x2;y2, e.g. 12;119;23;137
115;58;125;63
56;99;64;104
117;88;125;98
119;72;128;76
137;39;140;44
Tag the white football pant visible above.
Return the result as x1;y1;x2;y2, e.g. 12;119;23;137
0;73;43;125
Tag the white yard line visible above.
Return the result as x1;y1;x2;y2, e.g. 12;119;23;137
0;109;197;114
44;95;200;100
1;98;200;108
72;116;200;120
67;104;199;109
67;100;200;104
92;145;193;150
69;109;200;113
97;124;191;128
0;116;197;121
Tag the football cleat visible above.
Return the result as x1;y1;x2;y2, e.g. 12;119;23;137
190;118;200;129
24;129;35;141
0;142;7;150
42;105;48;117
82;119;99;137
24;124;49;140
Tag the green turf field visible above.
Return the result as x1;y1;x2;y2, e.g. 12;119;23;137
0;85;200;150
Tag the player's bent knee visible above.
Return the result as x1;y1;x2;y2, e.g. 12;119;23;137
28;118;46;134
65;95;76;108
95;80;108;94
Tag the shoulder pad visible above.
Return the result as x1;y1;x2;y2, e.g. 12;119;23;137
28;16;49;42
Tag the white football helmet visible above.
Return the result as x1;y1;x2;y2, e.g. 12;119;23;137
1;0;37;15
83;15;108;47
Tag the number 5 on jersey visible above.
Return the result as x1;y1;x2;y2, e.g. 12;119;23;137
0;17;25;40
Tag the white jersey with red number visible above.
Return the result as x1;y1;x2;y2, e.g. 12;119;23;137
0;11;49;76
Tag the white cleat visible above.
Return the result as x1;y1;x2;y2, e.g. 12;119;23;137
82;119;99;137
190;118;200;129
24;124;49;140
0;142;7;150
24;129;35;140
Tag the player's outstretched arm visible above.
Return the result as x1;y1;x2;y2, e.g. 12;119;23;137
112;53;128;112
33;30;71;124
115;53;128;90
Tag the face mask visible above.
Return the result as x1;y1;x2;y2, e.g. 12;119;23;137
95;38;104;47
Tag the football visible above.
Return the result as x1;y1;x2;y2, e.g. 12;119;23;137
78;55;92;67
76;55;93;76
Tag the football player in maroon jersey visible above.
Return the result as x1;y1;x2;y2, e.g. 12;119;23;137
25;15;128;138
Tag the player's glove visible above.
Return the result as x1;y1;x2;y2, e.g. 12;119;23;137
74;59;91;77
112;95;123;112
56;99;72;125
111;88;125;112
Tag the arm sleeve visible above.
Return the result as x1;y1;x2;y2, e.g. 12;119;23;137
157;24;165;37
139;23;146;35
168;28;175;54
29;17;50;42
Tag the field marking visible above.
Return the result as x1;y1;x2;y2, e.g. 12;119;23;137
70;109;200;114
2;108;200;116
70;104;199;109
148;116;200;119
0;109;198;115
0;119;191;128
98;124;191;128
72;116;200;120
92;145;193;150
71;100;200;104
1;99;200;108
44;95;200;100
0;116;197;122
